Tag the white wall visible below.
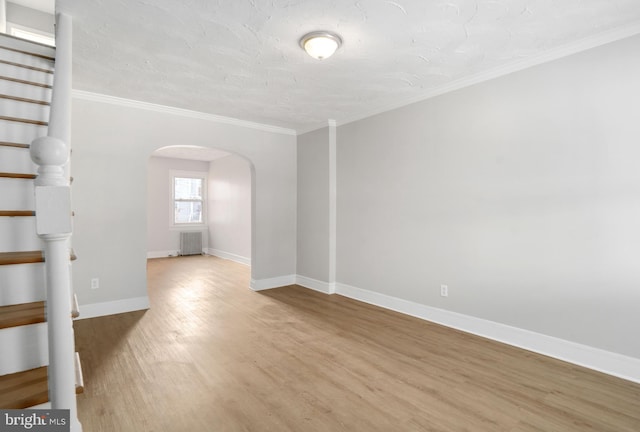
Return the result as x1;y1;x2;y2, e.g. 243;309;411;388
335;34;640;360
296;127;330;283
71;95;296;312
147;156;210;257
208;154;251;264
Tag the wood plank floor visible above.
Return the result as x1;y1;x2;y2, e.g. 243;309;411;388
74;255;640;431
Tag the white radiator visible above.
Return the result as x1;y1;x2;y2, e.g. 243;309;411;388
179;232;203;256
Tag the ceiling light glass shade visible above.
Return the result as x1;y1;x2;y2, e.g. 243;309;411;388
300;31;342;60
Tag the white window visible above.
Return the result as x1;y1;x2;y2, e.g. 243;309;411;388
7;23;55;46
172;171;207;225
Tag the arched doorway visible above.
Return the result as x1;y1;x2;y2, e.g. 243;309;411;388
146;144;254;276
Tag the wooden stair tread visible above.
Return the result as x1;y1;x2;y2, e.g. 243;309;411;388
0;75;52;88
0;94;50;105
0;366;48;409
0;251;43;265
0;141;29;149
0;45;55;61
0;250;77;265
0;210;35;217
0;58;53;74
0;172;37;179
0;301;45;330
0;116;48;126
0;365;84;409
0;299;80;328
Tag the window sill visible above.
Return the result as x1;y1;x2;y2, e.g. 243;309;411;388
169;224;208;231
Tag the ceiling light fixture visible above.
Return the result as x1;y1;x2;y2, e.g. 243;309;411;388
299;31;342;60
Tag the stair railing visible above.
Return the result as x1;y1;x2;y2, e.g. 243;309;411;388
29;13;82;432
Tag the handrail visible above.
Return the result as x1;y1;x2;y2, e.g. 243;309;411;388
47;14;71;154
31;13;71;187
29;13;82;432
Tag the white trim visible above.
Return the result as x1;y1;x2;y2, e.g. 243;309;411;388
77;296;150;319
147;250;178;259
168;224;208;231
297;120;335;136
207;248;251;266
328;282;640;384
250;274;296;291
71;90;297;136
295;275;334;294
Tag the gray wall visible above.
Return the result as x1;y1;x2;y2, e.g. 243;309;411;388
335;35;640;359
147;156;210;255
297;126;330;282
6;2;54;34
208;154;251;262
71;96;296;307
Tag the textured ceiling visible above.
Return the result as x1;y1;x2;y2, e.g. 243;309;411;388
57;0;640;133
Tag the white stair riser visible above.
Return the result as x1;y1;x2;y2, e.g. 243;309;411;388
0;178;35;209
0;34;56;58
0;217;42;252
0;322;48;375
0;62;53;86
0;119;47;144
0;263;45;307
0;48;54;70
0;79;51;101
0;146;38;172
0;98;50;123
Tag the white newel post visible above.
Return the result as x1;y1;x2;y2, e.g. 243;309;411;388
30;13;82;432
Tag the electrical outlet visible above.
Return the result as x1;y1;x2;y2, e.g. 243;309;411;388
440;284;448;297
91;278;99;290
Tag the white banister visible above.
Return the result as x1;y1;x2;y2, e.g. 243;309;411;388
47;15;72;148
29;13;82;432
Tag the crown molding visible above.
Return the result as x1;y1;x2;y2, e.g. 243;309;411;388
296;120;333;136
71;89;297;136
72;22;640;137
334;21;640;129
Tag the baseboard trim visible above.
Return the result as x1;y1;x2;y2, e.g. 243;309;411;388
295;275;335;294
207;248;251;266
78;296;151;319
250;274;296;291
147;250;178;259
331;282;640;384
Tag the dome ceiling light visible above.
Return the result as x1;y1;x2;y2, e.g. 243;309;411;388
299;31;342;60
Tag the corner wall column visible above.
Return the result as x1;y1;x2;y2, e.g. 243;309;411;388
328;119;337;293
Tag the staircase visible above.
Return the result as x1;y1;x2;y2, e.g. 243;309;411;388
0;14;83;432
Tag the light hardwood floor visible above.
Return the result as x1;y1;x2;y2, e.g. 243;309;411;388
75;256;640;431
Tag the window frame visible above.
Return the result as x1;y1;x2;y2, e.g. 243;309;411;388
170;170;208;228
6;22;56;46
